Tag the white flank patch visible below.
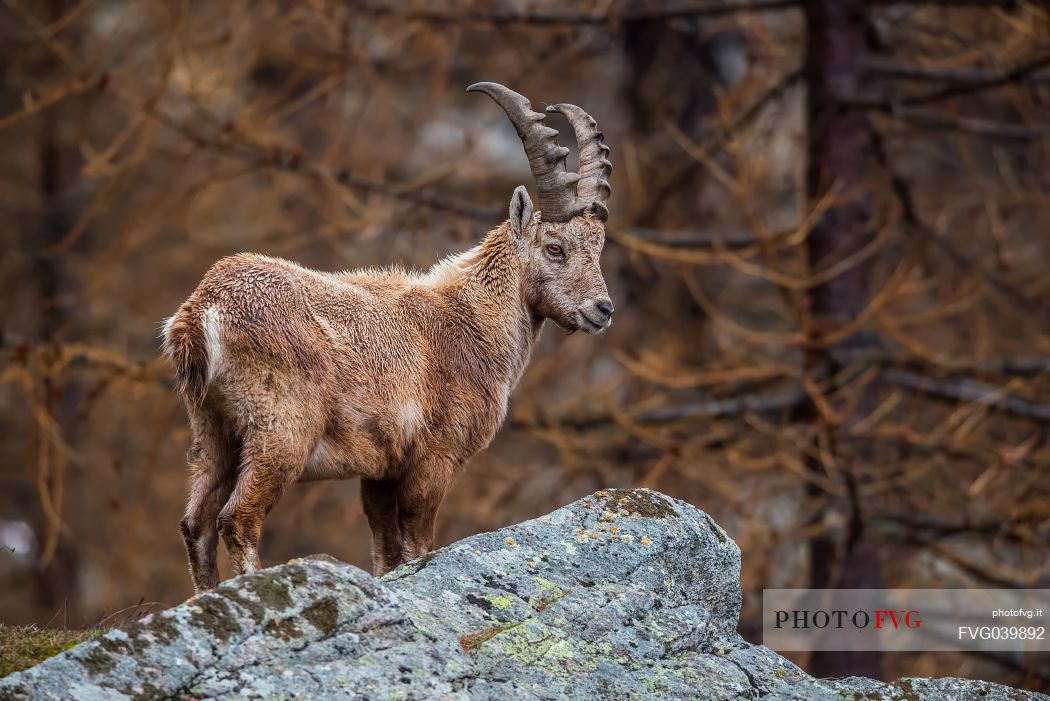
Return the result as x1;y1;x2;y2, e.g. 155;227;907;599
304;438;340;480
202;305;224;383
397;400;424;441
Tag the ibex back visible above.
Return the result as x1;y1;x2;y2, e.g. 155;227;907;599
163;83;615;593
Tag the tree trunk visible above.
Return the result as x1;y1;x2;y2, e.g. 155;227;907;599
31;0;81;620
802;0;883;680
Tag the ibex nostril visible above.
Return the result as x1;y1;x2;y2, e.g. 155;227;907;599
595;299;615;319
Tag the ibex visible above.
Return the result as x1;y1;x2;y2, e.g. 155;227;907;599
163;82;614;593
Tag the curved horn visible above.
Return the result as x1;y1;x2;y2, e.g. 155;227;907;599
547;103;612;222
467;82;580;222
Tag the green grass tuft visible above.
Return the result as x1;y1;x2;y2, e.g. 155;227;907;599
0;625;103;678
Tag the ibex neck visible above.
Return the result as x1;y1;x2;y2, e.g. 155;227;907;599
431;223;540;388
469;224;521;293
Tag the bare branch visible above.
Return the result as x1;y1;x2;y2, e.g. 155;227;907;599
348;0;800;26
145;105;502;221
870;129;1039;311
870;0;1021;6
863;53;1050;92
624;226;765;250
877;514;1030;544
887;105;1050;140
515;385;809;431
831;347;1050;376
634;67;803;224
883;368;1050;420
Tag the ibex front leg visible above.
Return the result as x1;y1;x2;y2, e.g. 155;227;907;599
395;460;456;569
361;478;403;576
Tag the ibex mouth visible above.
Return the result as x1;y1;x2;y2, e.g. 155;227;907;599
578;310;610;335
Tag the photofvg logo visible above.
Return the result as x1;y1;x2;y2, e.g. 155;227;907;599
763;589;1049;653
774;608;923;631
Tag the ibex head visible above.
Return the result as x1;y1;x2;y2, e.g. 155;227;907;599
469;82;614;334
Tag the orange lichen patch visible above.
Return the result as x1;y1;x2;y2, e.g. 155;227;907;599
596;504;635;524
504;537;519;548
609;526;619;533
459;623;514;652
576;526;609;543
531;588;568;612
640;535;652;547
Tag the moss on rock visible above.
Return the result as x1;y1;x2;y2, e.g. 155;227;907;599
187;595;242;643
79;646;116;676
302;597;340;636
594;489;677;519
264;617;303;641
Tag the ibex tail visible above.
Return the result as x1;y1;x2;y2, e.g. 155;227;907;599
162;301;211;406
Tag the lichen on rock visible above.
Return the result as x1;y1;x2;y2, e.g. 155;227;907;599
1;489;1045;701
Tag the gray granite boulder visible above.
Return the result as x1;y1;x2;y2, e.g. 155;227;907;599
1;489;1044;700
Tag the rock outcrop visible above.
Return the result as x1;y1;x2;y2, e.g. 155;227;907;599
1;489;1045;700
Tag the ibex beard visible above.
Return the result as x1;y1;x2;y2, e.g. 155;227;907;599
162;82;615;593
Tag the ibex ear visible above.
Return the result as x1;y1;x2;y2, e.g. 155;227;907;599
508;185;534;241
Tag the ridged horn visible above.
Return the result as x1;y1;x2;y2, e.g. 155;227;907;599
467;82;581;222
547;103;613;223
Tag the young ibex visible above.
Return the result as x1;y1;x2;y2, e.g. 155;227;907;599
163;82;614;593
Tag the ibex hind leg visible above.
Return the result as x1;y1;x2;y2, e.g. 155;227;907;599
217;428;313;577
180;399;237;594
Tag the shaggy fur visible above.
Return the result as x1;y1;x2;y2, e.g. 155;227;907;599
164;187;613;592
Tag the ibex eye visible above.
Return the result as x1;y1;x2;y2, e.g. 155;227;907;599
545;244;563;256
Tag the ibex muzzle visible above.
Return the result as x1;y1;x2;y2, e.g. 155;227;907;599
164;83;615;593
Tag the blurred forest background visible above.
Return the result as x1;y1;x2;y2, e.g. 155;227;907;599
1;0;1048;689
